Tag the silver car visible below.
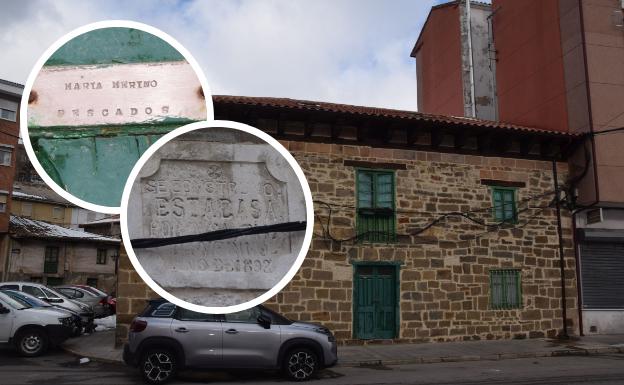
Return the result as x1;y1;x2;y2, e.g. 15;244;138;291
54;286;108;318
123;300;338;384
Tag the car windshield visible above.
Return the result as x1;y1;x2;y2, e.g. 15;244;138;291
0;292;31;310
3;290;51;307
79;286;108;297
43;286;69;300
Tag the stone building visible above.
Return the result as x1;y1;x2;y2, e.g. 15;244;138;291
115;95;583;345
5;216;120;293
415;0;624;334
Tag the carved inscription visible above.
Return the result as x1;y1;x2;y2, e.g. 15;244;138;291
140;160;290;275
29;61;206;126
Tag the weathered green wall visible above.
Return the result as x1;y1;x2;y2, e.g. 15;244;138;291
29;28;201;207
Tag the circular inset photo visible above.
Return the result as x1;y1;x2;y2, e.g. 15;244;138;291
121;121;313;313
21;21;212;213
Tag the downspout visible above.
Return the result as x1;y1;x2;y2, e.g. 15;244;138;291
579;1;600;202
571;211;584;336
574;0;601;334
2;236;11;281
466;0;477;117
553;159;569;339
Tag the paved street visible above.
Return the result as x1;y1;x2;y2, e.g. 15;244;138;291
2;347;624;385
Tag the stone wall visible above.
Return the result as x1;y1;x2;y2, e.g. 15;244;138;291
268;141;577;344
6;239;117;293
116;245;158;346
115;140;578;345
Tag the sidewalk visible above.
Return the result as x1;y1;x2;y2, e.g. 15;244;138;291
62;330;624;367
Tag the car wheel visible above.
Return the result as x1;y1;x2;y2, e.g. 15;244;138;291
71;324;82;337
16;328;48;357
283;347;317;381
140;348;176;384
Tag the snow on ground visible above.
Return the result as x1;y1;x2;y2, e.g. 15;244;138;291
94;315;116;331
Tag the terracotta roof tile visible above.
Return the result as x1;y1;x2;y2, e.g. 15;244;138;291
213;95;580;138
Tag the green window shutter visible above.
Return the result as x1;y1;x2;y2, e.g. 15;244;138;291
490;269;522;309
491;272;503;307
358;172;373;208
357;170;395;243
96;249;107;265
492;187;517;223
44;246;59;274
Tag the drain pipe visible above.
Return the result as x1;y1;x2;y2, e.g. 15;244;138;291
466;0;476;117
552;159;569;339
571;210;584;336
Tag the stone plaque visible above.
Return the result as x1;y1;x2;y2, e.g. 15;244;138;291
28;61;205;127
128;131;306;307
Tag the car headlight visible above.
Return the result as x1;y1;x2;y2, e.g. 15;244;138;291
314;326;336;342
58;317;73;327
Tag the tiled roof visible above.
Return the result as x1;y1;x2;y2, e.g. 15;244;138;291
81;215;120;226
10;216;119;243
213;95;580;138
0;79;24;88
12;182;72;206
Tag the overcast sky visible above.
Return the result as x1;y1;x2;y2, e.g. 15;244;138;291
0;0;448;111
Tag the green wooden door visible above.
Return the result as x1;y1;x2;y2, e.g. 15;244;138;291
354;264;398;339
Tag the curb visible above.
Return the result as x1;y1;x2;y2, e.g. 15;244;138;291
61;344;624;368
61;344;124;365
336;347;624;367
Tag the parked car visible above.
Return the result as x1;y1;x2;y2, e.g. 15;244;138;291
123;300;337;384
54;285;108;318
0;282;95;332
72;284;116;315
0;291;73;356
1;289;83;337
73;284;108;297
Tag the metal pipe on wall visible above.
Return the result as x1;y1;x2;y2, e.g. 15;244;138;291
466;0;476;118
553;159;569;339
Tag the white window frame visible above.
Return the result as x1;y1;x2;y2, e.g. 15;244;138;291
0;108;17;122
21;202;33;217
52;206;64;219
0;146;12;166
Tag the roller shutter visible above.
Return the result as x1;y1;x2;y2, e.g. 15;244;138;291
580;242;624;309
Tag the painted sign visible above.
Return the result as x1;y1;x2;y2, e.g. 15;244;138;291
28;62;205;127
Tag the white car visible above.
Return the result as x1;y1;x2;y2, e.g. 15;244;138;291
0;291;73;356
0;282;95;332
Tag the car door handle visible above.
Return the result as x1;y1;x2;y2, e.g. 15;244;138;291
174;327;189;333
225;329;238;334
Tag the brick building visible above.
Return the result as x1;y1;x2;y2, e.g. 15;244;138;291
115;95;583;345
0;79;23;279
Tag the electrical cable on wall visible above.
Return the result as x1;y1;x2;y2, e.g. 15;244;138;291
312;188;562;245
131;221;306;249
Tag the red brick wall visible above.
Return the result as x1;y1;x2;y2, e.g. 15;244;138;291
414;4;465;116
0;101;19;232
492;0;570;132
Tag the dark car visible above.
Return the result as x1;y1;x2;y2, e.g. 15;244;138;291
123;300;338;384
1;289;82;337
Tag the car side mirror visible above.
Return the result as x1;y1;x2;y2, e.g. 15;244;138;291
0;305;10;314
47;297;63;304
257;314;271;329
